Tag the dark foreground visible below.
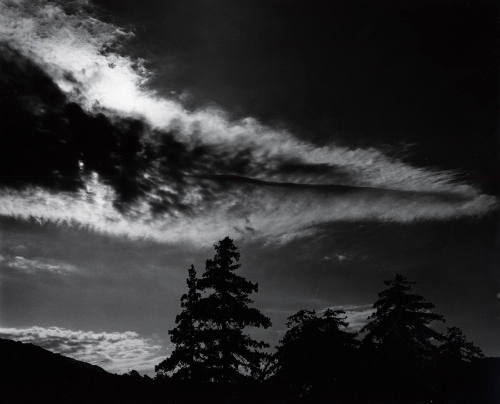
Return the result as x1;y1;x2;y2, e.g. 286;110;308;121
1;338;499;404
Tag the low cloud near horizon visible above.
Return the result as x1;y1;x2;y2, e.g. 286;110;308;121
327;304;375;332
0;325;165;374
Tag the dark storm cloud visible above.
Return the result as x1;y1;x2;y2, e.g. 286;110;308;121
0;44;261;213
0;44;153;205
0;0;496;244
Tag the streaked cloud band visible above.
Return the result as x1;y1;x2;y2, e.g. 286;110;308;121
0;0;496;245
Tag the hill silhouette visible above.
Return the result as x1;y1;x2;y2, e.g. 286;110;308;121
0;338;155;404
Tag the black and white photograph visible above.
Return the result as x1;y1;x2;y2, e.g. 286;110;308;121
0;0;498;403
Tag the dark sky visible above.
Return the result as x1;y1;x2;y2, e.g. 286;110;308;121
0;0;498;374
94;0;499;192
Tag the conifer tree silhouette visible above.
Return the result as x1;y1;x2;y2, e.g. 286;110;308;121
155;265;203;381
437;326;484;400
274;309;359;399
439;326;483;364
196;237;271;383
361;274;444;400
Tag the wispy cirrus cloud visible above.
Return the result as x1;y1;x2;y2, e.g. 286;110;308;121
0;325;165;374
0;0;481;194
1;255;77;275
0;0;496;246
0;175;495;245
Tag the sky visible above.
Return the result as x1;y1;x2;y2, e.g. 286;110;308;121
0;0;498;374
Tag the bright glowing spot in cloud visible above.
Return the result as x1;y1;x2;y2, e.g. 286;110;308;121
0;0;496;245
0;0;482;193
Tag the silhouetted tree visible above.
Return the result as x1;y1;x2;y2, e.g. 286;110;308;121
439;326;483;364
274;309;359;400
196;237;272;383
361;274;444;400
125;369;142;379
437;326;484;401
155;265;204;381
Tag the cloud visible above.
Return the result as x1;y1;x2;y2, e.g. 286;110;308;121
322;253;348;262
0;175;496;245
0;0;496;245
326;304;375;331
0;0;478;193
0;325;165;374
2;255;77;275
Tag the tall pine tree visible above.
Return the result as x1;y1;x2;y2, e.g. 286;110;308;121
361;274;444;399
155;265;203;381
197;237;271;383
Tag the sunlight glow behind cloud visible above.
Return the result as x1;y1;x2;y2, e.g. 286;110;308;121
0;0;496;245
